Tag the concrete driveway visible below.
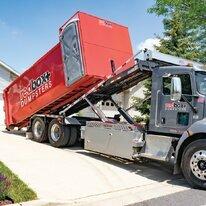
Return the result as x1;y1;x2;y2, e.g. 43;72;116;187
0;128;190;205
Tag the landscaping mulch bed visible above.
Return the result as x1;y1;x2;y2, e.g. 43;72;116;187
0;199;13;206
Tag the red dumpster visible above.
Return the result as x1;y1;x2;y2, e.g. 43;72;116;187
3;11;134;129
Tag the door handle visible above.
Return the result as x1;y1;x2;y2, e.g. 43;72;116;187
155;90;161;127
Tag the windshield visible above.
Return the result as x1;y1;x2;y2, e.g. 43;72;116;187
196;71;206;95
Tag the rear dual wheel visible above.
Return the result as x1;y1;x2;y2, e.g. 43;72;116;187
32;117;48;143
48;119;78;148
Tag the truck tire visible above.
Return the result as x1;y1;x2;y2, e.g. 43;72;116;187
32;117;48;143
181;139;206;189
48;119;69;147
66;126;78;146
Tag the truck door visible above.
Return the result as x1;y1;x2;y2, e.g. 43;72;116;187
150;71;194;135
60;22;84;85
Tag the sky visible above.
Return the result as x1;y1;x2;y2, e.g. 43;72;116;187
0;0;163;72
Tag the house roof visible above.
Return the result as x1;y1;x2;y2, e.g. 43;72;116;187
0;59;19;76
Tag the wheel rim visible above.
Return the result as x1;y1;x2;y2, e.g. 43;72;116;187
34;121;44;139
51;124;61;142
190;150;206;180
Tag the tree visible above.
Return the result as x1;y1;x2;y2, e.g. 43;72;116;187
148;0;206;28
148;0;206;63
156;12;202;61
132;78;151;123
196;29;206;63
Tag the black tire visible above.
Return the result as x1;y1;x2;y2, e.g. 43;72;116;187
48;119;69;148
32;117;48;143
66;126;78;146
6;125;15;131
6;127;11;131
181;139;206;189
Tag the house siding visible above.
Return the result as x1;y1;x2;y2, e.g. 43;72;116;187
0;62;18;125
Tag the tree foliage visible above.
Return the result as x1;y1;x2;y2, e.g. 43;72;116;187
149;0;206;63
148;0;206;29
156;12;202;61
132;78;151;123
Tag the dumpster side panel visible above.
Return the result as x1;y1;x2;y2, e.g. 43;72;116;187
4;43;65;126
78;12;134;76
79;12;133;53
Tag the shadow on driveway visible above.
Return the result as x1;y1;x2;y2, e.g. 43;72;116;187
2;129;26;137
65;148;189;189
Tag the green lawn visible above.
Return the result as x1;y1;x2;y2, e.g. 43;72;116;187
0;161;37;203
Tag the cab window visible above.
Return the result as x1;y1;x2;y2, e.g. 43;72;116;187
163;74;192;101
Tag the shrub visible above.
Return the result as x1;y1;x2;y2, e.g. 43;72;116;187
0;173;11;200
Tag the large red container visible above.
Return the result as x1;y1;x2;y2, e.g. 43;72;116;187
3;11;134;128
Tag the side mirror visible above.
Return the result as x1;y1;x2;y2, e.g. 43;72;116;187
171;77;182;101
